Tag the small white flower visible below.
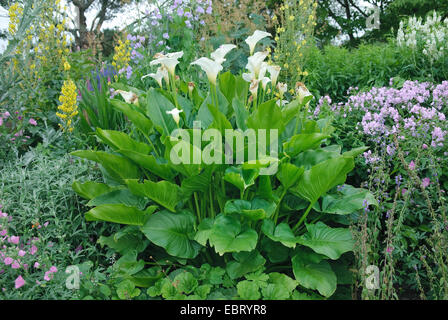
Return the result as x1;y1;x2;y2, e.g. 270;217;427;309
249;79;260;99
166;108;183;125
245;30;271;55
191;57;223;86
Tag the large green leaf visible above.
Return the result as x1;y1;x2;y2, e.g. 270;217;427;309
226;250;266;279
85;204;150;226
224;198;276;221
181;167;213;196
247;99;284;134
232;98;248;131
209;214;258;256
294;148;341;170
297;222;355;259
126;179;182;212
141;210;200;259
96;128;151;154
277;162;305;190
87;189;147;209
110;99;153;134
72;181;117;200
145;88;178;135
283;133;330;157
292;156;355;204
320;185;377;215
197;89;229;128
261;220;298;248
119;150;175;181
292;250;337;297
223;167;259;193
71;150;139;181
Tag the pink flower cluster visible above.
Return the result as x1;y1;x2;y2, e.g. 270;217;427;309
0;205;57;291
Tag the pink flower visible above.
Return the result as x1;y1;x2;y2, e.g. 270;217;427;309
15;275;25;289
9;236;19;244
0;230;6;236
422;144;428;150
422;178;431;188
34;262;40;268
4;111;10;118
29;118;37;126
18;250;26;257
409;161;416;170
11;260;20;269
386;247;394;253
30;245;38;255
49;266;58;273
402;188;408;196
4;257;13;265
43;222;49;227
44;271;54;281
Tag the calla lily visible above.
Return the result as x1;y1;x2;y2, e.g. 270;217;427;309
191;57;223;86
295;82;313;104
150;51;184;76
249;79;260;98
261;77;271;91
245;30;272;55
267;65;281;87
166;108;183;125
211;44;237;65
277;82;287;98
116;90;139;105
141;67;168;87
246;51;269;80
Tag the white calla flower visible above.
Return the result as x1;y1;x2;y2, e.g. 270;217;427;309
116;90;139;105
277;82;287;97
191;57;223;86
141;67;167;87
246;51;269;79
150;51;184;76
211;44;237;65
267;65;281;87
295;82;313;104
261;77;271;91
245;30;272;55
166;108;183;125
249;79;260;98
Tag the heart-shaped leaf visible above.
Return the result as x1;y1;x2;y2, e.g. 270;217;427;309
209;214;258;256
141;210;200;259
297;222;355;259
127;179;182;212
292;250;337;297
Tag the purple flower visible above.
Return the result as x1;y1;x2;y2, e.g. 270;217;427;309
409;161;416;170
422;177;430;188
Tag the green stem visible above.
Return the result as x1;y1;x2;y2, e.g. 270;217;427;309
274;189;287;224
194;192;201;223
209;187;215;219
293;201;315;232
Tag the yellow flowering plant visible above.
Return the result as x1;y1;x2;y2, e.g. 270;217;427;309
273;0;317;87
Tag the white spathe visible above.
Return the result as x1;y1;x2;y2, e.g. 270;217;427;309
150;51;184;76
166;108;183;125
245;30;272;55
211;44;237;65
267;65;281;87
141;67;168;87
246;51;269;80
191;57;223;86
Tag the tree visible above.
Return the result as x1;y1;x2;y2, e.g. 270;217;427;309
69;0;136;49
